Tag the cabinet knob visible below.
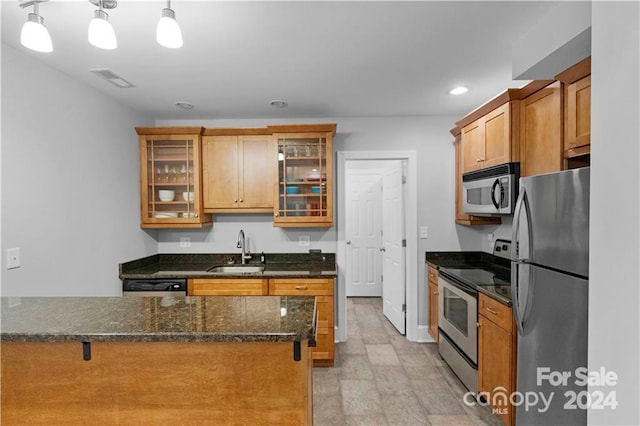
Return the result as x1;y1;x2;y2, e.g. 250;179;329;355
274;213;279;217
239;199;243;203
477;322;481;328
476;158;482;163
380;247;386;252
346;241;351;245
195;214;198;218
233;199;238;203
433;291;438;295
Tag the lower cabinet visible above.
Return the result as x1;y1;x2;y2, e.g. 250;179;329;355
478;294;517;426
269;278;335;367
188;276;335;367
427;265;439;341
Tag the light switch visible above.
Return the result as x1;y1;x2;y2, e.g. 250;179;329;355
7;248;20;269
420;226;428;239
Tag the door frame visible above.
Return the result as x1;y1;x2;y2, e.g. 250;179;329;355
336;151;419;342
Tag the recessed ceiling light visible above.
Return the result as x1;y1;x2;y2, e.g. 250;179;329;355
449;86;469;96
269;100;288;108
174;101;194;110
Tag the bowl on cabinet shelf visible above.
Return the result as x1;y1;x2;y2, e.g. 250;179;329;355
286;186;299;194
311;186;322;194
158;190;175;201
182;191;195;202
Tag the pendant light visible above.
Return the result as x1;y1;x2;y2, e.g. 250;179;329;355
156;0;183;49
20;1;53;53
88;0;117;50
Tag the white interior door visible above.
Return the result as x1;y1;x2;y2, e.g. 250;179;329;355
345;170;383;297
382;160;406;334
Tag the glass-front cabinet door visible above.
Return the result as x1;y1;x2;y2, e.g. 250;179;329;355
137;127;212;228
273;127;334;227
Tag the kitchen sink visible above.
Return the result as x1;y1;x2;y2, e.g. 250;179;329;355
207;265;265;274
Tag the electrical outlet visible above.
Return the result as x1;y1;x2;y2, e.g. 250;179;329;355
487;233;495;242
420;226;429;239
179;237;191;248
298;236;310;247
7;248;20;269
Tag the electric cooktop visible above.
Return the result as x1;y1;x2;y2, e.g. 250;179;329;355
439;267;512;300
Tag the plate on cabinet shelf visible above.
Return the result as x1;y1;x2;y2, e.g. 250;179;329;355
154;212;179;218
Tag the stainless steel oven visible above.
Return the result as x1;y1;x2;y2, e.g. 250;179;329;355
438;273;478;392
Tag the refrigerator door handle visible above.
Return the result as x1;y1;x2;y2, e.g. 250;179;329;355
511;186;533;335
511;187;532;262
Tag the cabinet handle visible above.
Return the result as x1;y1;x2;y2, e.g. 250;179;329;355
486;307;498;315
295;285;308;291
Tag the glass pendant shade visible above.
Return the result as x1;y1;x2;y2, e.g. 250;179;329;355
156;8;183;48
20;13;52;53
88;9;117;49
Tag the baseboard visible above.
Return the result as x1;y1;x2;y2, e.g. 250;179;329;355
412;325;435;343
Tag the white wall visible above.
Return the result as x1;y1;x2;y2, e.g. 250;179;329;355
1;44;157;296
589;2;640;425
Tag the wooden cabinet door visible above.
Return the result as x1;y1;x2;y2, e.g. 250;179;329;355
479;314;514;426
565;75;591;154
240;135;274;209
483;103;512;168
427;266;439;340
461;119;484;173
136;127;212;229
188;278;269;296
520;82;562;177
478;294;516;426
203;135;239;209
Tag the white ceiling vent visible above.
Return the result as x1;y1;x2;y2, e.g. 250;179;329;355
89;68;135;88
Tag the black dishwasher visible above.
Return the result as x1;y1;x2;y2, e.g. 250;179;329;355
122;278;187;296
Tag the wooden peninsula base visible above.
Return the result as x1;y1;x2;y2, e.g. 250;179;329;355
1;340;313;425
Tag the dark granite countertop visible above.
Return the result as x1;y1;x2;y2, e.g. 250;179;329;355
425;251;512;306
0;296;316;344
120;253;337;280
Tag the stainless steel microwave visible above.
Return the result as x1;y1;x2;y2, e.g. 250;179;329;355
462;162;519;216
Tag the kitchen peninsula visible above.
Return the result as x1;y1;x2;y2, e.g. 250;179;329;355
0;296;316;425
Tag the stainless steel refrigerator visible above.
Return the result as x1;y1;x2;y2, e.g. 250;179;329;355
511;167;589;426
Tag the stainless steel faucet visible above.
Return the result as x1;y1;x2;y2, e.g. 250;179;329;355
236;229;252;264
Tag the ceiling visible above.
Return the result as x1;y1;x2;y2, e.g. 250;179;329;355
1;1;561;120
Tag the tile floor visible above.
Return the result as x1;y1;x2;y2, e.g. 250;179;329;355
312;297;503;426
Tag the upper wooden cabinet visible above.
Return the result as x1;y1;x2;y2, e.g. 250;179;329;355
519;81;563;177
452;128;501;226
136;127;212;229
460;101;520;174
272;124;336;228
556;57;591;158
202;130;275;213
